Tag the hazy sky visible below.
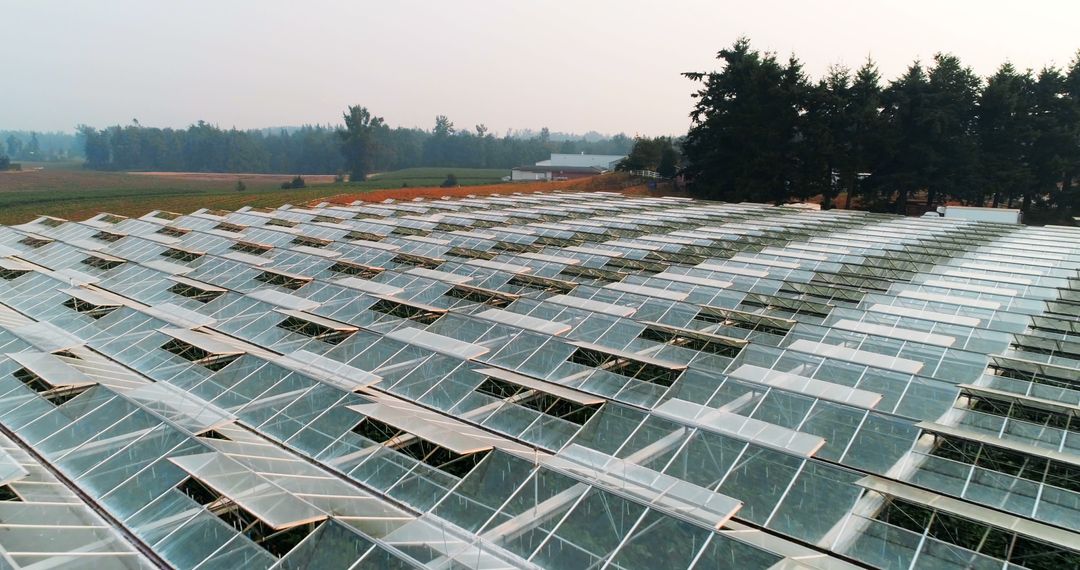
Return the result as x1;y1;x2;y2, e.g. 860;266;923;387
4;1;1079;136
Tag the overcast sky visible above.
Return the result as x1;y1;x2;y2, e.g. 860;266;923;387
4;0;1079;136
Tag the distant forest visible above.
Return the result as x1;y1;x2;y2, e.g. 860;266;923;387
1;131;82;161
71;119;633;175
682;39;1080;215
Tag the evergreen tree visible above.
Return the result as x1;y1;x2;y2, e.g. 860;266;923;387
924;54;981;207
679;41;1079;218
793;72;838;207
779;55;822;205
683;38;808;204
843;60;887;209
1061;52;1080;209
977;64;1035;208
874;61;935;213
1028;68;1073;211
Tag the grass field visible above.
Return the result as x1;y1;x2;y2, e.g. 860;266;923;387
362;168;508;187
0;165;509;225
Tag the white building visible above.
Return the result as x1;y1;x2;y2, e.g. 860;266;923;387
937;206;1023;224
537;153;626;169
511;153;626;182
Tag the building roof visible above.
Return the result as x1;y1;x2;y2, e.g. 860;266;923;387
511;164;607;174
941;205;1023;224
0;193;1077;569
536;152;626;168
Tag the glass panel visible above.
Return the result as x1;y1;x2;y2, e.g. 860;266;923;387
717;446;801;524
531;489;646;569
609;509;711;570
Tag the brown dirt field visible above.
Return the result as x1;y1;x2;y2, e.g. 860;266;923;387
0;168;289;194
321;174;677;205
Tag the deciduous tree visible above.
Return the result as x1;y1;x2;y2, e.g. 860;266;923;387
338;106;388;182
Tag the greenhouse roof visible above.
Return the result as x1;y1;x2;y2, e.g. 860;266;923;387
0;191;1076;569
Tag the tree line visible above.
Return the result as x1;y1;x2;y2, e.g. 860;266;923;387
682;39;1080;216
76;116;632;177
1;131;81;162
332;109;634;181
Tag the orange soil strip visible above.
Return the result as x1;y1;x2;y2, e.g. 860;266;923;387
321;175;670;205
